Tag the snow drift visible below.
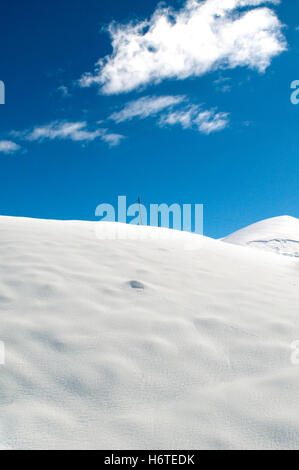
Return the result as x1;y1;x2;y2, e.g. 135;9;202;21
0;216;299;449
223;216;299;257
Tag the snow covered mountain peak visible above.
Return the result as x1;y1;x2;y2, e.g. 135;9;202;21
223;215;299;257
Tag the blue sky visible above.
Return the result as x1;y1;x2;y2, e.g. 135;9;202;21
0;0;299;238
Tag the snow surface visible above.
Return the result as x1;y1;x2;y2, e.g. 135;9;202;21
223;216;299;257
0;216;299;449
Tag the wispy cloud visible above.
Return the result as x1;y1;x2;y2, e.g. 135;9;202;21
195;110;229;134
214;76;232;93
110;94;229;135
80;0;286;95
110;95;186;123
101;133;126;147
26;121;102;142
0;140;21;154
57;86;71;98
160;105;229;134
11;121;125;148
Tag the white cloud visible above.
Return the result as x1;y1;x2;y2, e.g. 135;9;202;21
160;106;196;129
80;0;285;95
26;121;102;142
0;140;21;154
101;133;125;147
110;95;186;123
11;121;125;148
160;105;229;134
109;94;229;135
195;110;229;134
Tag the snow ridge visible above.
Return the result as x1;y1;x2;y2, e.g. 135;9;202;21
223;216;299;257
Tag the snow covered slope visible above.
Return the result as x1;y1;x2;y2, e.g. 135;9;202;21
0;216;299;450
223;216;299;257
